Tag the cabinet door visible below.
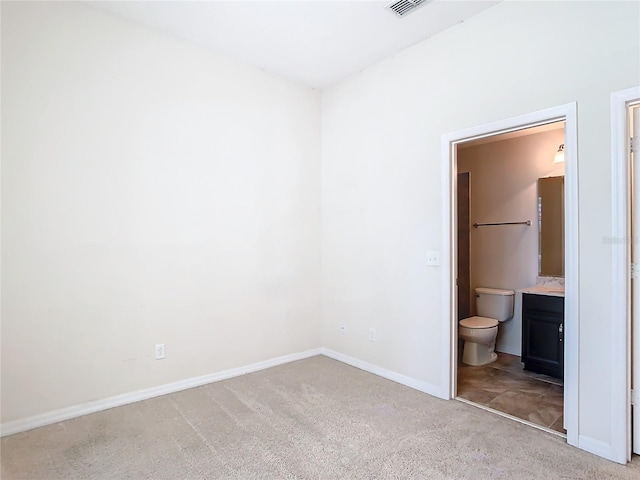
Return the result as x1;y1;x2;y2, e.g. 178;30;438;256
523;310;564;377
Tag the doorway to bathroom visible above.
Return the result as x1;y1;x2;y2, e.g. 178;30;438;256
455;123;566;434
441;103;579;448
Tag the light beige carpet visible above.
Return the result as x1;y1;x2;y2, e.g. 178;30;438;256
1;355;638;479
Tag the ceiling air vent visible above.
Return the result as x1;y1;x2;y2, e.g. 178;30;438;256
385;0;429;18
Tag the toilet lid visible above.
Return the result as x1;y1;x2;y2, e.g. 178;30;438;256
460;316;499;329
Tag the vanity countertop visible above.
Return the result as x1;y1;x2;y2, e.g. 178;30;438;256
519;285;565;297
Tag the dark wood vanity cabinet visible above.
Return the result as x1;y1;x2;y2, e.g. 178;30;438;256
521;293;564;379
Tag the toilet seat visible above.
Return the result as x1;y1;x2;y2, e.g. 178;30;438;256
459;316;498;329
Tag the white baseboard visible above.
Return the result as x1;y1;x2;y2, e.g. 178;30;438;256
11;346;608;464
0;348;323;438
320;348;447;400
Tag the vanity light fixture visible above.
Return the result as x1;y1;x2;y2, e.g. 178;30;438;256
553;144;565;163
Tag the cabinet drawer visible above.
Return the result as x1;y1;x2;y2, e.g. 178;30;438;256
522;293;564;314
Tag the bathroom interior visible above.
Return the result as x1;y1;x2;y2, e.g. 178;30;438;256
455;122;566;435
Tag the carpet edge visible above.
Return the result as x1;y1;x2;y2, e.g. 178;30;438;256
0;348;323;437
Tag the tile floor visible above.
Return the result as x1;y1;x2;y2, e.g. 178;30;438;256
457;352;565;434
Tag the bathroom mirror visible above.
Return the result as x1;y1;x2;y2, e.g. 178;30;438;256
538;176;564;277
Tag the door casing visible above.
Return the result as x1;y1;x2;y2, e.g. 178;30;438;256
610;85;640;462
440;103;579;449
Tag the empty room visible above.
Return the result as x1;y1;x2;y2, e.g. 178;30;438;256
2;1;640;478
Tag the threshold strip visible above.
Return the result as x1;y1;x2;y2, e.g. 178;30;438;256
455;396;567;439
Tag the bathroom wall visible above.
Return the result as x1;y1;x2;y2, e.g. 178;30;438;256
457;129;565;355
1;1;321;424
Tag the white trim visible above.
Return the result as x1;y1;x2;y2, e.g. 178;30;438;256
563;104;580;449
0;348;323;438
610;85;640;463
320;348;447;399
441;135;457;399
440;103;580;446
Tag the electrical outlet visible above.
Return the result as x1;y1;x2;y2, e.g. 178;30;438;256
369;328;376;342
155;343;166;360
340;325;347;335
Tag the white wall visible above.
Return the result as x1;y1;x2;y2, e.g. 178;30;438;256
3;0;640;462
458;129;565;355
321;0;639;453
1;2;321;423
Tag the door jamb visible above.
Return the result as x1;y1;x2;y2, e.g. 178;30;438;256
610;85;640;463
440;103;579;448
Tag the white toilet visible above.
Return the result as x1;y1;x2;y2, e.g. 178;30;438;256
459;287;514;366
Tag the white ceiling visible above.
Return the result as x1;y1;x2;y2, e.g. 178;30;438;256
88;0;500;89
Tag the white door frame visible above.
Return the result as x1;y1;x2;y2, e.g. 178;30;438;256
611;85;640;463
440;103;579;448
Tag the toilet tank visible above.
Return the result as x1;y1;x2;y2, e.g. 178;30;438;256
475;287;515;322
